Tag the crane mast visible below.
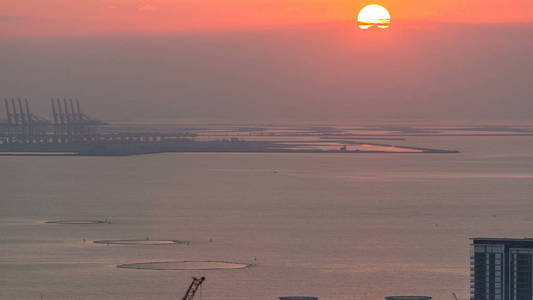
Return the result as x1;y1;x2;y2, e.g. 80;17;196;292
452;293;459;300
182;277;205;300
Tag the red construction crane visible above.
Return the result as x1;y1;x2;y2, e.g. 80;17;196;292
182;277;206;300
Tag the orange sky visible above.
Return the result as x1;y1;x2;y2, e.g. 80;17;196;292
1;0;532;35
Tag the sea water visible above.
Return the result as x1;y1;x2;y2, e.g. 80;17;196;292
2;135;533;300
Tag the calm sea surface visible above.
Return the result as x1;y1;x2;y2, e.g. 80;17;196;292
2;136;533;300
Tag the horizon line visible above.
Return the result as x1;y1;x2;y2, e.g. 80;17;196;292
2;20;533;39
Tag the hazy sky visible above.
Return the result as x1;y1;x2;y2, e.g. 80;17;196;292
1;0;533;35
1;1;532;122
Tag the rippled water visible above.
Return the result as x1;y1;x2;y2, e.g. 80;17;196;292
2;135;533;300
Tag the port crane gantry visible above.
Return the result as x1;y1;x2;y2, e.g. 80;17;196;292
182;277;205;300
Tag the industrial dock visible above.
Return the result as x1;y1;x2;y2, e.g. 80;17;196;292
0;99;460;156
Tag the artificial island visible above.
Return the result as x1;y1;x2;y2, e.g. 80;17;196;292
0;99;459;156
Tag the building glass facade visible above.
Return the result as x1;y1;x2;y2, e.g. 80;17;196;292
471;238;533;300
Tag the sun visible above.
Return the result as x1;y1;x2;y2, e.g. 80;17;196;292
357;4;391;29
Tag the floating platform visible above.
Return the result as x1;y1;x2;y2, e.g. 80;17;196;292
94;239;188;246
45;220;106;225
117;260;251;270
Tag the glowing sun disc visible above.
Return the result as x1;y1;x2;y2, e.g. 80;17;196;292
357;4;391;29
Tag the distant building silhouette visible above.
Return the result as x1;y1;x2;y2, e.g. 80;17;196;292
471;238;533;300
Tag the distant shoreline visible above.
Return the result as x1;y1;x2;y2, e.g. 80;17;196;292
0;148;460;157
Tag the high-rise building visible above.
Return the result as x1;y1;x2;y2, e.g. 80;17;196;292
471;238;533;300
